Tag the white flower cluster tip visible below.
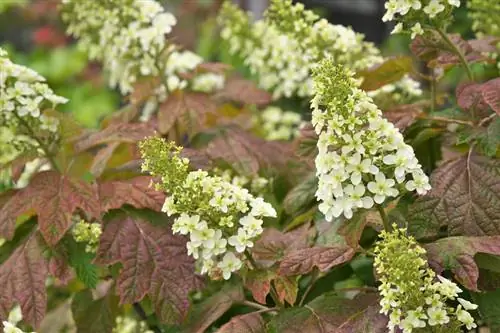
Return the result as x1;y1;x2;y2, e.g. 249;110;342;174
312;61;430;221
375;227;478;332
1;47;65;165
384;0;461;38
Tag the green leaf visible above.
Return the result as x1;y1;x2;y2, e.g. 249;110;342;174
478;117;500;157
358;56;414;91
472;289;500;331
283;172;317;217
71;289;119;333
408;154;500;239
67;239;98;289
267;292;387;333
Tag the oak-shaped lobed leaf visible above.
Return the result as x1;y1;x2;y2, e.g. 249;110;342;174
98;176;165;212
216;313;265;333
267;292;387;333
408;154;500;239
0;233;48;328
94;214;203;324
425;236;500;291
217;76;272;106
0;170;100;245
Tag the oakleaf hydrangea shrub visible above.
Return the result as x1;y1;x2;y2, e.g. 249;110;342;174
312;60;430;220
0;0;498;331
140;137;276;280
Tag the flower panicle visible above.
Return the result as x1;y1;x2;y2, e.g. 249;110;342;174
312;60;430;221
139;137;276;280
375;226;478;332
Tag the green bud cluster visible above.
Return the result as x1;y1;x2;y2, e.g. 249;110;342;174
72;219;102;253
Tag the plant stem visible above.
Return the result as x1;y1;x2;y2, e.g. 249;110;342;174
478;113;497;127
430;71;436;114
242;300;271;311
436;28;474;81
244;249;258;270
299;270;319;306
424;116;474;126
376;205;392;232
13;113;60;172
133;303;161;333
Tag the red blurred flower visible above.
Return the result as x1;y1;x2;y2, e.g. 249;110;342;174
32;25;68;47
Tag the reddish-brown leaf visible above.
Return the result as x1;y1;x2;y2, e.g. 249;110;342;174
244;270;273;304
252;224;311;268
216;313;265;333
0;171;100;245
279;246;356;276
425;236;500;291
456;82;489;112
197;62;232;74
98;176;165;212
185;285;245;333
408;154;500;239
0;233;48;328
219;77;272;106
129;77;160;105
384;103;425;131
482;78;500;115
204;127;293;175
95;215;202;324
468;37;500;53
89;142;121;177
49;255;73;286
157;91;187;134
267;292;387;333
74;122;157;153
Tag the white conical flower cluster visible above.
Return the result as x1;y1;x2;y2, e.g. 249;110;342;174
375;227;478;332
140;138;277;280
0;47;66;165
61;0;224;98
218;1;422;102
312;60;430;221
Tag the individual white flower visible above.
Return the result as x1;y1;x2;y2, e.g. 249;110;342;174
405;171;431;195
367;172;399;204
218;252;242;280
456;308;476;330
458;298;478;311
228;228;253;253
2;321;24;333
239;215;263;238
424;0;446;18
172;213;201;235
447;0;460;7
186;241;200;260
189;222;215;248
346;153;379;185
435;275;462;298
250;197;277;218
162;196;177;216
410;23;424;39
427;307;450;326
391;22;404;34
344;184;374;209
7;306;22;326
